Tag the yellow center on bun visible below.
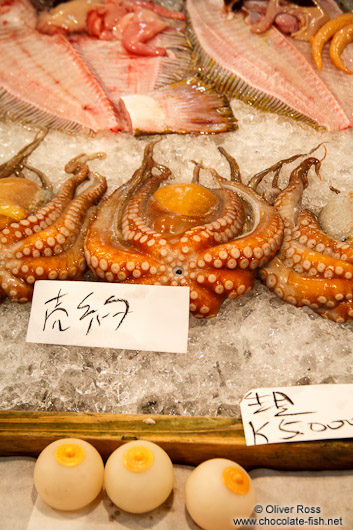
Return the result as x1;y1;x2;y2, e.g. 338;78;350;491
123;445;154;473
153;183;218;217
55;443;86;467
222;466;250;495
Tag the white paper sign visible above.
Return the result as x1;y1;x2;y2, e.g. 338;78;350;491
26;280;189;353
240;384;353;446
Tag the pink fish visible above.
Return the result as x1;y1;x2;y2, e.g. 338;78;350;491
0;0;236;134
0;0;131;132
71;31;234;133
186;0;353;130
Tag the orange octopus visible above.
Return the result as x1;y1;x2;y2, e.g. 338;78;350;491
258;153;353;323
0;131;52;229
0;139;107;303
84;141;284;317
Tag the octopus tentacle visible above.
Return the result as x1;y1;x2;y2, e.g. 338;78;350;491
259;257;353;311
281;241;353;280
121;173;174;257
181;160;246;248
201;174;284;271
0;167;90;246
0;129;47;179
0;268;34;303
86;243;163;283
0;131;53;230
5;213;92;298
171;189;246;255
84;181;164;283
291;210;353;263
272;157;322;227
258;151;353;323
8;172;107;260
0;153;107;304
317;300;353;322
188;268;254;317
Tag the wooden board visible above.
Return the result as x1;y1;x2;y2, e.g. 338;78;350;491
1;411;353;470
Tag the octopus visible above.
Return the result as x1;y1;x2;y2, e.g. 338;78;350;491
84;141;284;317
258;152;353;323
0;149;107;303
0;131;52;230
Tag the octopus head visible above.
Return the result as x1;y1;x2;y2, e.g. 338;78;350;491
146;182;222;238
0;177;48;230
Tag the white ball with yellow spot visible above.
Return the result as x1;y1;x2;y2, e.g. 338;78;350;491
33;438;104;511
185;458;256;530
104;440;174;513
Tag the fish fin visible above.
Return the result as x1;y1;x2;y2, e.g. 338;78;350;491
186;23;322;130
0;86;90;134
0;27;131;133
186;0;352;131
152;30;195;88
122;77;237;135
71;30;195;96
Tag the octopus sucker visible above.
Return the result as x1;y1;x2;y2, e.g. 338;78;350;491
258;152;353;322
0;152;107;303
85;142;284;317
260;256;353;307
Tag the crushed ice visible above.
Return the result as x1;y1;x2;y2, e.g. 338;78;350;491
0;100;352;416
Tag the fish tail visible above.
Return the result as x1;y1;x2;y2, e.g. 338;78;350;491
122;76;237;135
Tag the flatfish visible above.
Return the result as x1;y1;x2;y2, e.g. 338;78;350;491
0;0;236;134
186;0;353;130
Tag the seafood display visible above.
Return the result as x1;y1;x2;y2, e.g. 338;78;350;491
258;152;353;323
0;0;352;132
84;142;284;317
0;96;352;425
1;131;352;325
188;0;353;130
0;0;235;134
0;143;107;303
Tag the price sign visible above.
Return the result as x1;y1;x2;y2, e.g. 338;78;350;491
240;384;353;445
26;280;190;353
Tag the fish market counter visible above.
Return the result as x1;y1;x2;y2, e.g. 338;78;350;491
1;99;353;529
